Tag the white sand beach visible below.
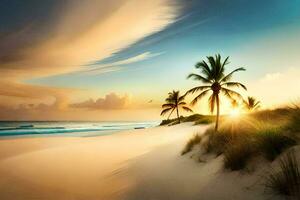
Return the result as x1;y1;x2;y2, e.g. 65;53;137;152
0;123;281;200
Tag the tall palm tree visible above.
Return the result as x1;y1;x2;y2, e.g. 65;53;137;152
161;90;193;123
243;96;261;111
185;54;247;131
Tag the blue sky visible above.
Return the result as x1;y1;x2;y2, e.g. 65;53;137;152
29;0;300;86
1;0;300;120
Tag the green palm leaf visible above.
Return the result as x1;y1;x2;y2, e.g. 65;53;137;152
191;89;211;106
160;107;173;116
187;73;212;84
220;67;246;82
222;82;247;90
185;86;210;96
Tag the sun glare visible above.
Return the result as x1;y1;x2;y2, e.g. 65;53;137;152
230;109;240;118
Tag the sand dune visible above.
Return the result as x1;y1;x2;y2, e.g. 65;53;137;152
0;123;280;200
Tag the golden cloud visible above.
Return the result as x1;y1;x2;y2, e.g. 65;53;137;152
0;0;178;79
0;0;179;120
71;93;130;110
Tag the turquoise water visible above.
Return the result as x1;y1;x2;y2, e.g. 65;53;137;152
0;121;159;137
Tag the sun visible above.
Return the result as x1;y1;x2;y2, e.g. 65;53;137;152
229;109;240;118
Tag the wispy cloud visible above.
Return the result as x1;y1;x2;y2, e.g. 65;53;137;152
83;51;164;74
0;1;177;79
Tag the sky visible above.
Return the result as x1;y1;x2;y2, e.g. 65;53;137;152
0;0;300;121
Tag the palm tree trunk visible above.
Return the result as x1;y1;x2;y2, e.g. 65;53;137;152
176;106;180;123
167;108;175;120
215;95;220;132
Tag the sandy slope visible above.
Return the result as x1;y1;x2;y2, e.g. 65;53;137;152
0;123;281;200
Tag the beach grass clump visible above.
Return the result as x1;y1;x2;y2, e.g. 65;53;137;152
181;134;202;155
224;140;254;170
265;150;300;198
285;106;300;134
204;128;233;155
185;107;300;171
257;128;297;161
204;123;254;155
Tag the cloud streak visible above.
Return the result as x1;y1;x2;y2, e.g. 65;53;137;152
0;0;178;79
83;51;164;74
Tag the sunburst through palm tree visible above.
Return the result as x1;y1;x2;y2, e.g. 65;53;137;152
185;54;247;131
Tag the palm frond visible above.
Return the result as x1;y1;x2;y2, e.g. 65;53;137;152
254;101;261;108
185;86;211;96
207;56;216;70
195;61;211;77
222;82;247;91
167;107;176;119
182;106;193;112
160;107;173;116
220;67;246;82
165;97;175;103
222;56;230;68
162;103;175;108
191;89;211;106
221;88;243;99
221;89;235;101
187;73;212;83
178;102;187;106
216;54;225;76
178;95;185;103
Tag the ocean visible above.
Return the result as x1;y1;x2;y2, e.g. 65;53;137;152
0;121;159;137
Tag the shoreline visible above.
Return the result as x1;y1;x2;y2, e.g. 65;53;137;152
0;121;159;138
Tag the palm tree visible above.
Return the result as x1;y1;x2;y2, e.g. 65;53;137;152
161;90;193;123
185;54;247;131
231;99;239;109
243;96;261;111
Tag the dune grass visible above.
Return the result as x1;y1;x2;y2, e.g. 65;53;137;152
285;106;300;137
183;107;300;172
181;134;202;155
224;139;254;170
265;150;300;198
256;128;296;161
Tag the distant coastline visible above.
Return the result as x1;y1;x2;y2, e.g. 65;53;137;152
0;121;159;137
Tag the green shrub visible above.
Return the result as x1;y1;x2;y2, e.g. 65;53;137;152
160;118;177;126
160;114;214;126
181;114;204;122
265;150;300;198
194;117;214;125
181;134;202;155
257;129;296;161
